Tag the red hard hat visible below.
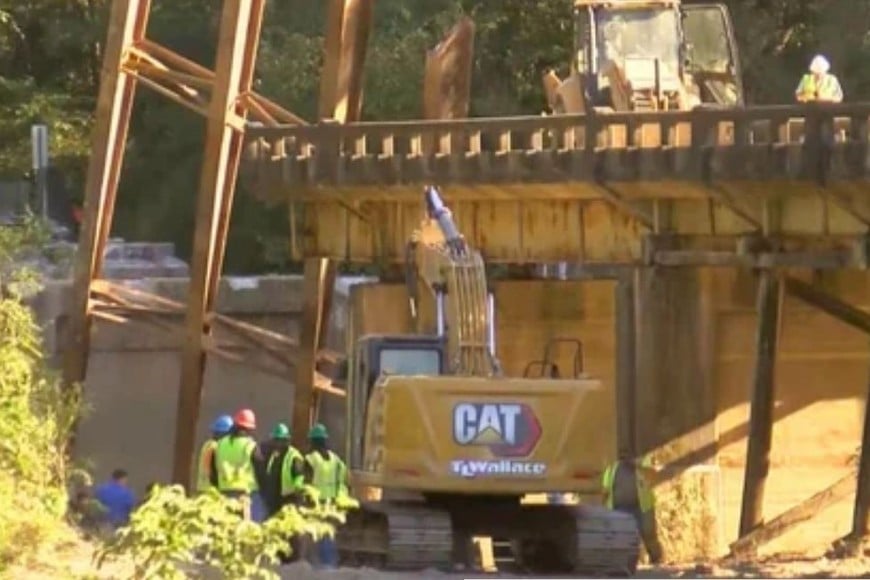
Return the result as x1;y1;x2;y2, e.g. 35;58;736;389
233;408;256;430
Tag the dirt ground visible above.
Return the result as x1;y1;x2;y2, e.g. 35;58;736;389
279;557;870;579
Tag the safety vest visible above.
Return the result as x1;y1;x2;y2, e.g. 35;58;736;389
601;460;655;513
215;435;258;493
796;73;842;102
306;450;348;502
267;446;305;497
196;439;218;493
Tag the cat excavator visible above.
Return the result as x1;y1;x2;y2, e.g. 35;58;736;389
543;0;744;113
334;186;640;575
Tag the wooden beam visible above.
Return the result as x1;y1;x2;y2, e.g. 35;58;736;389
783;276;870;335
172;0;265;489
62;0;149;392
614;270;638;458
730;468;857;557
851;372;870;541
291;257;338;449
318;0;373;123
738;271;782;537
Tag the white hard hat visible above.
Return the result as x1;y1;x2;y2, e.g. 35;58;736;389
809;55;830;74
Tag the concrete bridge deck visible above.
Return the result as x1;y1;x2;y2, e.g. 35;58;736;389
243;103;870;264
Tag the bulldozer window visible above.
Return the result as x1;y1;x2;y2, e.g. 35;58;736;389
682;7;731;74
682;4;742;105
596;9;680;79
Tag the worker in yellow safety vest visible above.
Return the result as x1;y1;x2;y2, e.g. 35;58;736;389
602;452;663;564
214;408;265;521
795;55;843;103
305;423;352;569
196;414;233;493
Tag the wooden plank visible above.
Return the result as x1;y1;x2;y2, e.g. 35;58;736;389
730;468;857;557
738;271;782;537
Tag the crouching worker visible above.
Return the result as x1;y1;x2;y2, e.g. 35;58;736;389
263;422;307;562
304;423;357;569
602;452;663;565
214;408;265;520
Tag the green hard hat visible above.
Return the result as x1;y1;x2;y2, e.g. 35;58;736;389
308;423;328;440
271;423;290;440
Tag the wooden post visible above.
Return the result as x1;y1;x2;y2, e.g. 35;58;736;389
171;0;266;489
851;376;870;541
291;257;338;449
62;0;149;391
614;270;637;458
738;270;782;537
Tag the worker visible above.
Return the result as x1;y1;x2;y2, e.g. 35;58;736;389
305;422;351;569
264;422;307;563
262;422;306;516
795;55;843;103
214;408;265;521
196;414;233;493
601;452;663;565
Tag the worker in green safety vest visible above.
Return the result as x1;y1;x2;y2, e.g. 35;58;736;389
196;414;233;494
262;422;306;514
601;452;663;564
304;422;352;569
214;408;265;520
795;55;843;104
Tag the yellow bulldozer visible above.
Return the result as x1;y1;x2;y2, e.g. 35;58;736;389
543;0;744;113
332;186;640;575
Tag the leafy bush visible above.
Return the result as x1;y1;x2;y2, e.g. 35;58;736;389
0;217;82;572
96;485;357;580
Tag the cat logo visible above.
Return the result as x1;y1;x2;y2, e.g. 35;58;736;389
452;402;542;457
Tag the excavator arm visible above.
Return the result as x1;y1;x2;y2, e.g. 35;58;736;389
405;186;501;377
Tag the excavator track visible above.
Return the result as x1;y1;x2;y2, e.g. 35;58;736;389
338;501;639;576
337;501;453;570
572;505;640;576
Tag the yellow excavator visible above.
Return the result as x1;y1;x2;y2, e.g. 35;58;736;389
334;186;640;575
544;0;744;113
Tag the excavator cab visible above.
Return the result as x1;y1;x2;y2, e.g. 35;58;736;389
344;334;446;470
544;0;744;113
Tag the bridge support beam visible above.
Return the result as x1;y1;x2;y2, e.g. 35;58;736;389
739;270;782;537
614;270;638;458
292;257;338;449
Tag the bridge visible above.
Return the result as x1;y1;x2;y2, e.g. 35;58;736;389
244;103;870;268
65;0;870;558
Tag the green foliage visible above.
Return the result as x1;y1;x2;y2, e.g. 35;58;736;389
96;485;355;580
0;217;82;572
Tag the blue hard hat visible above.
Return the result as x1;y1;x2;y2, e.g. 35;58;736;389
212;414;233;435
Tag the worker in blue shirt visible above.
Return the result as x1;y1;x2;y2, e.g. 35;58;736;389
93;468;137;529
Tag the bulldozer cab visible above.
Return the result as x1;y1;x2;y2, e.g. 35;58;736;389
343;334;447;470
570;0;743;110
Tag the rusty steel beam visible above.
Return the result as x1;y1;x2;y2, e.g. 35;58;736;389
63;0;150;397
292;258;338;449
318;0;373;123
172;0;267;489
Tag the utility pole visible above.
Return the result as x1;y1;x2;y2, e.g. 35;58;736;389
31;124;49;219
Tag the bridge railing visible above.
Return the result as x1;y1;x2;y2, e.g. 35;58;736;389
243;103;870;187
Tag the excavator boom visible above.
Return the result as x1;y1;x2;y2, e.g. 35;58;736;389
408;186;499;376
